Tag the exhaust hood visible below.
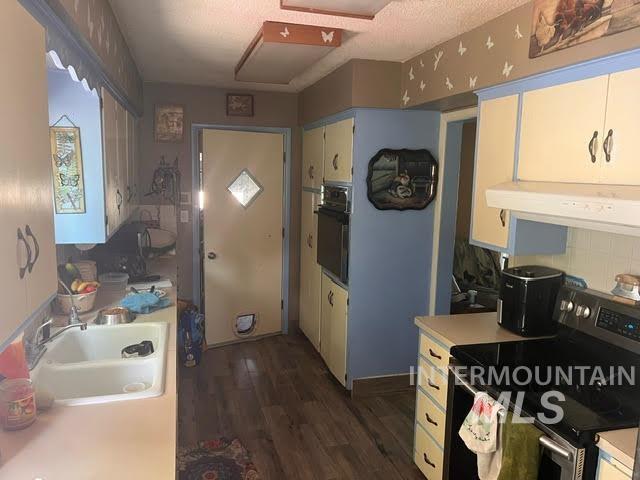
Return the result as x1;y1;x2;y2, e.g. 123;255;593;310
485;181;640;236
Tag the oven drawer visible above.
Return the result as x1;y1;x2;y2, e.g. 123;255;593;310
418;357;449;409
415;423;444;480
416;388;446;446
419;334;450;373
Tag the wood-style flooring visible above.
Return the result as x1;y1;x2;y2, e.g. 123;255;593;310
178;333;425;479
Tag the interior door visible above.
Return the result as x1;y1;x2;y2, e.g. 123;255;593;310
202;129;284;346
518;75;608;183
601;67;640;186
302;126;324;189
299;191;321;350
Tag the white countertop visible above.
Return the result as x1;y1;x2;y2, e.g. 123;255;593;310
0;257;178;479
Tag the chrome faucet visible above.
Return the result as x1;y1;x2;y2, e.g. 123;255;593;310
58;279;81;325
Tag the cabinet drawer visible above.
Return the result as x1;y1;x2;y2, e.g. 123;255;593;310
414;424;444;480
418;357;448;409
416;388;446;446
419;334;450;372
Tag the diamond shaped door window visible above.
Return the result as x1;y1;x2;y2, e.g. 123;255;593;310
227;169;263;208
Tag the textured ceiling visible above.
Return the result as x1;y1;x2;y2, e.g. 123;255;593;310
109;0;530;92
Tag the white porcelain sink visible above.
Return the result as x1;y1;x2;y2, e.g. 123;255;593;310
32;322;168;406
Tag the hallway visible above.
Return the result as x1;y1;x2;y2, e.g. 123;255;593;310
178;334;424;479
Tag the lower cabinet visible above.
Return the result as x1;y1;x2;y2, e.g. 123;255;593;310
299;191;321;350
320;272;348;386
597;453;633;480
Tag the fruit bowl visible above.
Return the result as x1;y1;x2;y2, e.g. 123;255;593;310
56;289;98;314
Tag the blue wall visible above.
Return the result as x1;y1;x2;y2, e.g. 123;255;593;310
347;108;440;384
48;69;106;244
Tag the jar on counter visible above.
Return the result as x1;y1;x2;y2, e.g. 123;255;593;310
0;378;36;431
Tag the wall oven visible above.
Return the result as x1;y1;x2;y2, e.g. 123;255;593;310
317;185;350;284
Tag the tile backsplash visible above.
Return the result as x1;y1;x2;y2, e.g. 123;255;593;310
513;228;640;293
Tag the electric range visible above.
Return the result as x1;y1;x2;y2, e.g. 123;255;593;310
445;285;640;479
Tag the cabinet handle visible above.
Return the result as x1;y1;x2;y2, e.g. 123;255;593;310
17;228;31;280
428;348;442;360
425;413;438;426
332;154;339;171
427;379;440;391
588;131;598;163
328;291;334;306
308;165;314;179
307;234;313;248
25;225;40;273
603;129;613;163
116;189;123;212
499;209;506;227
126;186;133;202
423;453;436;468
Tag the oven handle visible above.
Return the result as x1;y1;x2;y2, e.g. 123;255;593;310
448;365;573;463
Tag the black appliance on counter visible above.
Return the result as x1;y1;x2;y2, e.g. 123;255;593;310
89;222;151;281
498;265;565;336
445;285;640;479
317;184;350;284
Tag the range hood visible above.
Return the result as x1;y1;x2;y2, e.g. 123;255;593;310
486;181;640;236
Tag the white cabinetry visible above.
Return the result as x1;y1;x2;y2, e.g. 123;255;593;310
0;1;57;346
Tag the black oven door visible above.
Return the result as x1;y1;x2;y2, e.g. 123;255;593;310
317;207;349;284
443;365;591;480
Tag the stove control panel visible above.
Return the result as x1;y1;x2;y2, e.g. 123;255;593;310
596;308;640;341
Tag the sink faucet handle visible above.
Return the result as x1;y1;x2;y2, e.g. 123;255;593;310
35;318;54;344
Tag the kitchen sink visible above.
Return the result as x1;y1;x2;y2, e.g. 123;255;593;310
31;322;168;406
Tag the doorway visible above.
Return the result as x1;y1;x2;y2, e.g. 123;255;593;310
430;108;501;316
199;128;287;346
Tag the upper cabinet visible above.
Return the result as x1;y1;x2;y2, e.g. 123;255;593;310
518;67;640;186
323;118;354;183
1;1;57;346
302;126;324;190
471;95;519;249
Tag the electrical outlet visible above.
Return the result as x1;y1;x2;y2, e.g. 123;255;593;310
180;210;189;223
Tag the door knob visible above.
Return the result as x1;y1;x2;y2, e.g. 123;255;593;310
207;252;217;260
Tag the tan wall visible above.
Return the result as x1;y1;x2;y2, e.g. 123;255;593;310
401;2;640;109
140;83;301;330
299;59;401;125
57;0;143;110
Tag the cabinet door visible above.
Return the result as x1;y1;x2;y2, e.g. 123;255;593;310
601;68;640;185
299;192;321;350
320;273;333;365
101;88;119;236
324;118;353;183
471;95;519;249
329;279;348;386
116;102;128;222
518;75;608;183
597;457;632;480
126;111;137;210
302;127;324;189
0;0;42;343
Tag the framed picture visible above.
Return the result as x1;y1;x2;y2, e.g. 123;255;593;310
366;149;438;211
530;0;640;58
154;104;184;143
226;94;254;117
50;126;86;214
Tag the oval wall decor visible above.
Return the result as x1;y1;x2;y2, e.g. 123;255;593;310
366;148;438;211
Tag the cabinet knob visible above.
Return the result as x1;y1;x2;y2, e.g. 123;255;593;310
332;154;339;170
603;129;614;163
207;252;217;260
588;131;598;163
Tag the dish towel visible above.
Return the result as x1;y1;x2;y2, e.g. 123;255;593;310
459;392;504;480
121;292;172;314
497;412;543;480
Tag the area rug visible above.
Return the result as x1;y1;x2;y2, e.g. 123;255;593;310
177;438;260;480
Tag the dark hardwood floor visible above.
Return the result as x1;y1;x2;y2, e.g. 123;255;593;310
178;333;425;479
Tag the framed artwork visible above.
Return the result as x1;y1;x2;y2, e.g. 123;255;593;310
226;94;254;117
530;0;640;58
50;126;86;214
366;149;438;211
154;104;184;142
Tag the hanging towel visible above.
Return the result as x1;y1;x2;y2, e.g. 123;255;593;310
459;392;504;480
497;412;543;480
